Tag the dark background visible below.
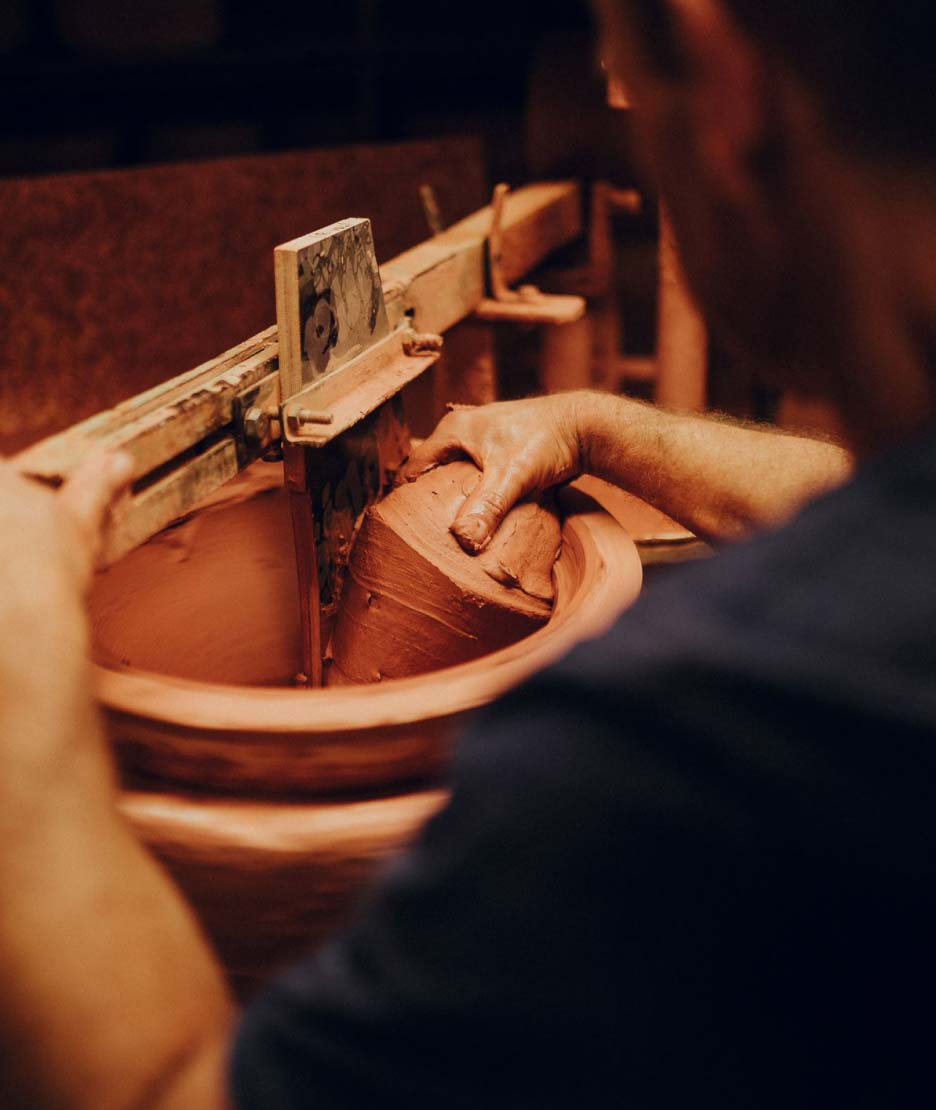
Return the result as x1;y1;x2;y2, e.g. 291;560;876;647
0;0;635;183
0;1;680;456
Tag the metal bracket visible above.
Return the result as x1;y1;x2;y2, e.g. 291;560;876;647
475;183;586;326
275;217;444;448
282;325;443;448
232;371;283;466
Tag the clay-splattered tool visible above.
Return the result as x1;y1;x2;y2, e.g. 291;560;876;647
275;218;443;685
16;184;585;686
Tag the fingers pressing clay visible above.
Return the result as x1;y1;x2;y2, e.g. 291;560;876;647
328;460;561;685
478;499;560;604
450;465;528;555
397;435;462;483
397;407;482;485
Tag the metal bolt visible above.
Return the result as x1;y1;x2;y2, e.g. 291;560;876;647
403;331;444;356
244;406;271;443
294;408;335;426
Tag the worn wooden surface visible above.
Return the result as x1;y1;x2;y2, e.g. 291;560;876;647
474;292;585;325
274;217;388;399
290;399;412;685
104;439;240;566
16;329;278;482
283;333;439;448
17;182;582;570
382;181;582;334
17;182;580;482
0;135;487;455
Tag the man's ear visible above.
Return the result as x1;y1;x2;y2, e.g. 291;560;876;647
666;0;769;206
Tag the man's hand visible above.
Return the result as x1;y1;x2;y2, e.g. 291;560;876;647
2;448;133;596
400;395;584;553
0;449;134;768
0;446;233;1110
403;391;853;547
56;448;135;587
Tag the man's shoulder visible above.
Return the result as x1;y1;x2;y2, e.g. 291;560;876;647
456;448;936;871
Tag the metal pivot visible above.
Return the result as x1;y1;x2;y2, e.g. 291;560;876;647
475;183;586;327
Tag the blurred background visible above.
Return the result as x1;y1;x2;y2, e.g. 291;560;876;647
2;1;790;456
0;0;631;182
1;2;686;451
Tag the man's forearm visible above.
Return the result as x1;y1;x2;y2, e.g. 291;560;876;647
574;393;853;542
0;588;233;1110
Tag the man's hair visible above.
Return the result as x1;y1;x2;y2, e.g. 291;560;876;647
623;0;933;163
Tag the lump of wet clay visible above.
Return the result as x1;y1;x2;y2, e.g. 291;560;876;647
327;460;562;684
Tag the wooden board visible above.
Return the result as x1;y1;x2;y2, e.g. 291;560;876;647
474;292;585;325
103;440;240;566
15;330;278;483
274;218;389;399
16;180;582;484
292;397;411;680
0;135;487;455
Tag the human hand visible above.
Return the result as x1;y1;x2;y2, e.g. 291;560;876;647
399;394;584;553
55;449;135;588
0;449;133;773
2;449;134;596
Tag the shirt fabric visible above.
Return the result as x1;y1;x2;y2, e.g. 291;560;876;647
231;432;936;1108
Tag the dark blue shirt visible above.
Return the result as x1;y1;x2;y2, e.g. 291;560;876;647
232;433;936;1108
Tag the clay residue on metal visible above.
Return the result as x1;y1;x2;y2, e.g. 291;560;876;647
327;461;561;684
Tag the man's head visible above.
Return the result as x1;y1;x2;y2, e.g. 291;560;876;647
596;1;935;448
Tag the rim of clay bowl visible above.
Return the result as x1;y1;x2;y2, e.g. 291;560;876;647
95;494;641;736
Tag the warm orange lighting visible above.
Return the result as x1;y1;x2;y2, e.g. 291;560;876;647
606;75;632;108
600;58;631;109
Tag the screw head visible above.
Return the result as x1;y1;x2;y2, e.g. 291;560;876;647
244;406;271;443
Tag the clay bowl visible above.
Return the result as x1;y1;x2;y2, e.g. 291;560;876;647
120;785;449;993
91;463;643;797
91;463;642;991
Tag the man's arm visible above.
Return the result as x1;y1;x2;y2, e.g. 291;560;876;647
0;457;233;1110
578;393;852;542
401;392;852;550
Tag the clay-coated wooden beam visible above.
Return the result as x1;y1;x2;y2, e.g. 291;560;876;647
382;181;582;334
15;182;583;563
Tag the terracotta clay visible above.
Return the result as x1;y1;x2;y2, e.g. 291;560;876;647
90;467;642;796
90;464;644;990
121;786;447;997
572;474;695;544
91;463;302;687
328;461;561;684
